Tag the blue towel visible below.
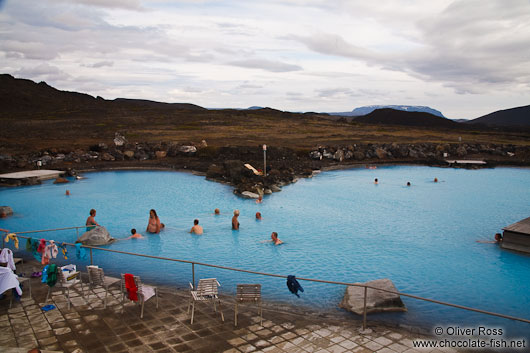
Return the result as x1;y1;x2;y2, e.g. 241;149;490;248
75;243;87;260
41;265;49;283
287;275;304;297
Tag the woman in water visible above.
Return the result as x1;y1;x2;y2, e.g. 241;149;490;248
232;210;240;230
86;209;99;231
146;209;162;234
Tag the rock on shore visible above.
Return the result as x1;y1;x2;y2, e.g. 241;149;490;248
339;278;407;315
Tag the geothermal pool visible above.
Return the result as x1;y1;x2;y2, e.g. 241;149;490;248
1;166;529;337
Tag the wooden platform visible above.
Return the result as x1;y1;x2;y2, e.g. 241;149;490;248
502;216;530;254
445;159;487;165
0;169;64;181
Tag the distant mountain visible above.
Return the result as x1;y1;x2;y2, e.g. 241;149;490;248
0;74;205;117
353;108;459;128
246;106;264;110
467;105;530;127
330;105;445;118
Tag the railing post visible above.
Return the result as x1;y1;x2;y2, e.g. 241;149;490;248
192;263;195;288
90;248;93;265
362;286;368;330
76;227;79;241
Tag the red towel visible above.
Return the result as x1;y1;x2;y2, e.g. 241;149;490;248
124;273;138;301
37;239;46;253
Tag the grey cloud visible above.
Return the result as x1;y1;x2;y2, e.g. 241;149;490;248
49;0;144;10
84;61;114;68
229;58;302;72
14;63;71;82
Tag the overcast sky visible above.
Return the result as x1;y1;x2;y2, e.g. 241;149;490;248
1;0;529;118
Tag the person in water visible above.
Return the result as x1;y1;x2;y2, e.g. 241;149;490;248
146;209;162;234
374;178;378;184
214;208;220;215
434;178;438;183
86;209;99;231
477;233;503;244
190;219;203;235
255;212;262;220
232;210;240;230
271;232;283;245
126;228;143;239
255;195;263;204
407;182;411;186
65;190;70;196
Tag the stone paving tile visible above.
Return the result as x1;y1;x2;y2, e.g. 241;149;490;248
0;260;466;353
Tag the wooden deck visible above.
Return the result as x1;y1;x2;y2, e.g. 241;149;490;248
0;169;64;181
502;217;530;253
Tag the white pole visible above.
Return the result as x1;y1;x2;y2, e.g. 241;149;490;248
263;144;267;177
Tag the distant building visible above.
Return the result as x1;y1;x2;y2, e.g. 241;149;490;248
502;217;530;253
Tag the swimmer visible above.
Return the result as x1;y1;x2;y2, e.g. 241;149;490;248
65;190;70;196
256;212;262;220
85;209;99;231
190;219;203;235
126;228;143;239
255;195;263;204
214;208;220;215
374;178;378;185
232;210;240;230
406;182;411;186
477;233;503;244
146;209;162;234
271;232;283;245
434;178;438;183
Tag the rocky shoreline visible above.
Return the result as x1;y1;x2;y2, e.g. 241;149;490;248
1;138;529;194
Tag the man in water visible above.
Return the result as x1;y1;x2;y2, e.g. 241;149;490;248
374;178;378;184
256;212;262;220
190;219;203;235
214;208;220;215
232;210;240;230
126;229;143;239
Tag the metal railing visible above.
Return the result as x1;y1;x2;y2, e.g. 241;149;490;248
4;226;530;330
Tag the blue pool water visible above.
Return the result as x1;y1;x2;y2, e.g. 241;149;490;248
1;166;529;337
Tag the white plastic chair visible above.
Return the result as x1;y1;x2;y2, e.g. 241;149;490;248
45;267;85;309
235;284;262;326
187;278;224;324
86;266;121;309
120;274;158;319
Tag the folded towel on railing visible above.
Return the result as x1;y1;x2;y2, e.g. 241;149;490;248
5;233;18;249
37;239;46;253
124;273;138;301
30;238;41;261
75;243;87;260
287;275;304;298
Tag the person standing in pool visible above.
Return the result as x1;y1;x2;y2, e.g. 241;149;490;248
190;219;203;235
232;210;240;230
146;209;162;234
86;209;99;231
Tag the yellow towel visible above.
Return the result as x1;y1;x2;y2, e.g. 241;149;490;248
5;233;19;249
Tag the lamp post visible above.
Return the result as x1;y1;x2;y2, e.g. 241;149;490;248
263;144;267;177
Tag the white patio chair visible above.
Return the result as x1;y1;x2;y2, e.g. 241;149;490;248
234;284;262;326
86;266;121;309
187;278;224;324
120;274;158;319
45;267;85;310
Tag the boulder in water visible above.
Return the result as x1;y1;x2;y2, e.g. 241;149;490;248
0;206;13;218
77;226;115;246
339;278;406;315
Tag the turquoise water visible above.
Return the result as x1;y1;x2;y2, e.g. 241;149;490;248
1;166;530;337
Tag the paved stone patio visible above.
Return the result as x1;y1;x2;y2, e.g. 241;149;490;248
0;261;461;353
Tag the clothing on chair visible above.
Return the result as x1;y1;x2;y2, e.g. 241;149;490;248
46;264;58;287
0;248;16;271
124;273;138;301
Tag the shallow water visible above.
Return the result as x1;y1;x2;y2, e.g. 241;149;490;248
1;166;529;337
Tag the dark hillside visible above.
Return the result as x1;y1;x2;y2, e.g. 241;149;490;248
354;108;460;128
467;105;530;127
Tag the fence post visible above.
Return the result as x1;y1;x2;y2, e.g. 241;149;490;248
192;263;195;288
362;286;368;330
76;227;79;241
90;248;93;265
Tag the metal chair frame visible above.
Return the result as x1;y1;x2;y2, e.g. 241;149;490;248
120;274;158;319
234;284;262;326
45;268;85;309
187;278;224;324
86;266;121;309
